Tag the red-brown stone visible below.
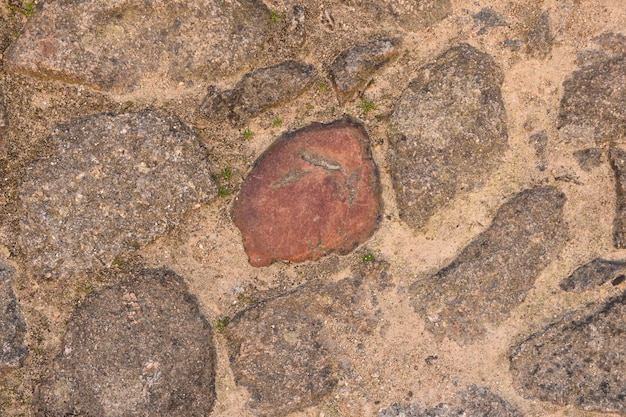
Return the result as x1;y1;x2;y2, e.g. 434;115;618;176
233;118;381;267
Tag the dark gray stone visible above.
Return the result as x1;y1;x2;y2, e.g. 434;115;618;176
0;263;28;368
389;43;508;230
609;148;626;248
576;32;626;67
525;11;553;59
18;111;216;279
33;268;216;417
201;60;316;125
510;291;626;414
378;386;523;417
410;187;568;343
573;148;604;172
4;0;274;96
351;0;451;32
328;38;400;103
473;7;508;35
560;258;626;292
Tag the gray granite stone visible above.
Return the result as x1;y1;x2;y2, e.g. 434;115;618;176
560;258;626;292
0;263;27;368
609;147;626;248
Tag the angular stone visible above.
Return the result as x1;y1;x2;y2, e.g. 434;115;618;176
473;7;507;35
363;0;451;32
225;266;384;416
510;291;626;414
389;43;508;230
4;0;273;96
560;258;626;292
609;147;626;248
0;263;28;368
19;111;216;279
529;130;548;171
201;60;316;125
378;386;523;417
328;38;400;103
33;269;216;417
558;53;626;144
410;187;567;343
525;11;553;59
573;147;604;172
233;118;381;267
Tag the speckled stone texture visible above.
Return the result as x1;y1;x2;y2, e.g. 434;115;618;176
389;43;508;230
610;147;626;248
560;258;626;292
410;186;567;343
233;118;381;267
33;269;216;417
18;111;216;279
0;262;27;368
510;290;626;414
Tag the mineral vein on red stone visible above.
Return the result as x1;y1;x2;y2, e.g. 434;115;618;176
233;118;381;267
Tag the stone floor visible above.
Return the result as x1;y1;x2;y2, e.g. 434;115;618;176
0;0;625;416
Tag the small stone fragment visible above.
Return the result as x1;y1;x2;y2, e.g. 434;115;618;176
410;187;567;343
201;60;316;125
233;118;381;267
573;147;604;172
19;111;216;278
525;11;553;58
473;7;508;35
389;43;508;230
0;263;28;368
374;0;451;32
529;130;548;171
328;38;400;103
609;148;626;248
225;273;381;416
559;258;626;292
510;291;626;414
33;269;216;417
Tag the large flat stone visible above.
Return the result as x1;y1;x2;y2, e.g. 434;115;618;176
33;269;216;417
410;187;568;343
389;43;508;230
18;111;215;279
0;263;28;368
4;0;273;96
233;118;381;267
510;291;626;414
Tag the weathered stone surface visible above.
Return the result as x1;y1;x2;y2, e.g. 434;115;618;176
389;43;508;230
510;290;626;414
410;187;567;343
4;0;273;95
473;7;507;35
558;52;626;144
0;263;28;368
33;268;216;417
560;258;626;292
233;118;381;267
524;11;553;59
19;111;215;278
201;60;316;125
609;147;626;248
378;386;523;417
328;38;400;103
573;147;604;172
365;0;451;32
225;263;385;416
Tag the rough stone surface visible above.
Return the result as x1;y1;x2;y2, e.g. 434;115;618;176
33;268;216;417
351;0;451;32
410;187;567;343
389;43;508;230
558;51;626;144
0;263;28;368
529;130;548;171
524;11;553;59
573;147;604;172
473;7;507;35
18;111;216;278
201;60;316;125
233;118;381;267
609;147;626;248
378;386;523;417
328;38;400;103
510;290;626;414
225;262;386;416
559;258;626;292
4;0;273;95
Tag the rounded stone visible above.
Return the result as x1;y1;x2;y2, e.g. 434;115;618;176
233;118;381;267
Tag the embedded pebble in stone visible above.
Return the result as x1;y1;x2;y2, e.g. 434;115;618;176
510;290;626;414
0;263;28;368
233;118;381;267
389;43;508;230
225;269;383;416
410;187;567;343
609;148;626;248
559;258;626;292
201;60;316;125
328;38;400;103
33;269;216;417
4;0;274;96
524;11;553;58
371;0;451;32
19;111;216;279
573;147;604;172
473;7;507;35
378;386;523;417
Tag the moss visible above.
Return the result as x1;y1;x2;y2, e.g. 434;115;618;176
215;315;230;332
